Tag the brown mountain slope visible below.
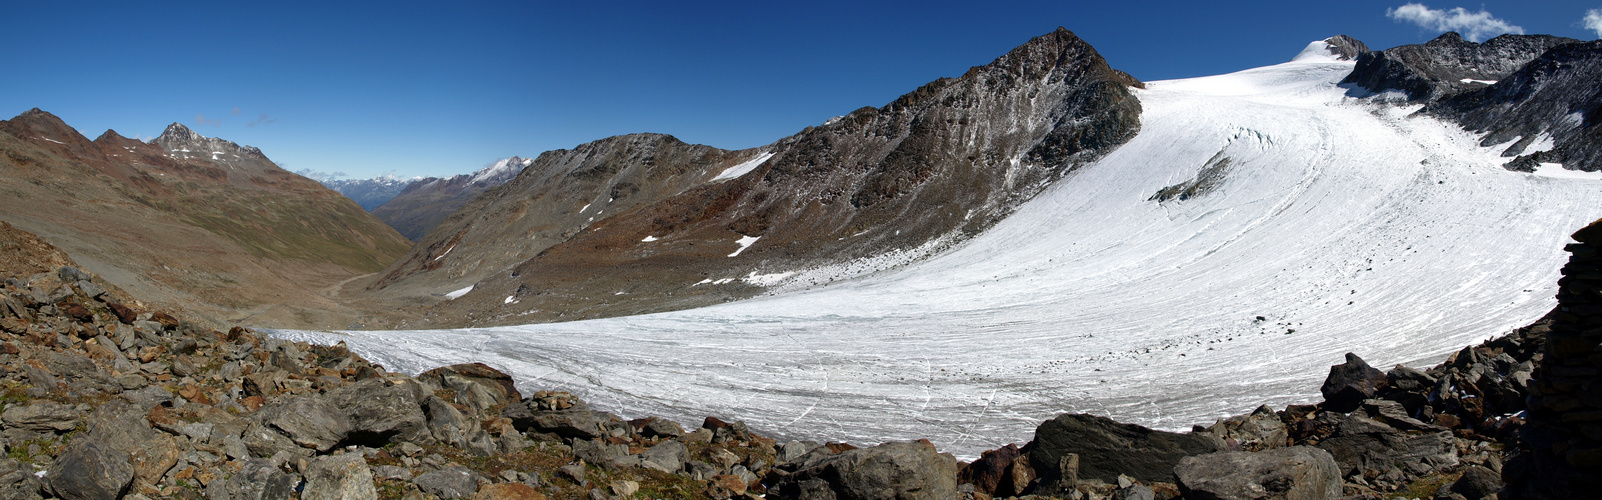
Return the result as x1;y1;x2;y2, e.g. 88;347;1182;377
370;156;532;241
411;27;1142;326
356;134;741;318
0;109;412;328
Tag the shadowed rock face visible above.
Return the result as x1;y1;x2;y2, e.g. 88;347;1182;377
1424;40;1602;172
413;27;1143;326
1340;32;1578;101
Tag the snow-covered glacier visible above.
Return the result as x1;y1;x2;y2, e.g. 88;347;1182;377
275;50;1602;458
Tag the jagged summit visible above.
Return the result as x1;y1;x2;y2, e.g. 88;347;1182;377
1342;32;1579;101
468;155;533;186
1292;35;1369;62
153;122;267;161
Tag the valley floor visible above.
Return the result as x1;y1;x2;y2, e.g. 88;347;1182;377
277;56;1602;458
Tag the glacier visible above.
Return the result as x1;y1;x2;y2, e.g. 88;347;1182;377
274;52;1602;458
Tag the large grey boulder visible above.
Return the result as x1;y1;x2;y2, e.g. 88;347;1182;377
413;466;479;499
640;440;689;473
301;453;377;500
205;458;297;500
416;363;521;417
1029;413;1223;486
256;396;351;452
323;377;431;445
770;440;958;500
0;402;78;432
423;395;474;447
1204;405;1288;451
1175;446;1343;500
84;400;179;487
1313;416;1456;476
0;459;42;500
501;399;610;439
45;440;133;500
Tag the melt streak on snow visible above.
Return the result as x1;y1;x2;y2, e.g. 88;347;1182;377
277;54;1602;458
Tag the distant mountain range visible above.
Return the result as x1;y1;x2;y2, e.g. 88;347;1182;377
299;173;416;211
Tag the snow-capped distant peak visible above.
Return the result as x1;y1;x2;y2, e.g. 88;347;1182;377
1291;41;1343;63
470;156;533;185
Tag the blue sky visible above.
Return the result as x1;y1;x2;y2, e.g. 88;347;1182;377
4;1;1599;180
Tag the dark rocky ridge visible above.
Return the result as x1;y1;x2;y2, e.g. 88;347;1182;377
1340;32;1578;102
1424;40;1602;172
420;27;1143;326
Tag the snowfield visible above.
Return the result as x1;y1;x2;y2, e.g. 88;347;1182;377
276;51;1602;458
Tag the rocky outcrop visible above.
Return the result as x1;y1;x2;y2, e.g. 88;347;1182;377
1424;40;1602;172
1340;32;1578;101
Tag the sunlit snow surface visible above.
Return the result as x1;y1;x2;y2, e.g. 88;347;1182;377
277;58;1602;458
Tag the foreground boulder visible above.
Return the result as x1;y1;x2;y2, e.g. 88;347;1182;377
1029;413;1223;487
770;440;957;500
1313;415;1456;477
417;362;522;416
1174;446;1342;500
1319;353;1387;413
46;440;133;500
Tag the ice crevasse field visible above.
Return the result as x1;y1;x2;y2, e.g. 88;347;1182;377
277;42;1602;458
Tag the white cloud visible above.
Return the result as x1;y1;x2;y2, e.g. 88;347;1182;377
1586;9;1602;38
1387;3;1525;42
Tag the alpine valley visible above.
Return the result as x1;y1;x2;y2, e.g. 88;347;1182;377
2;26;1601;499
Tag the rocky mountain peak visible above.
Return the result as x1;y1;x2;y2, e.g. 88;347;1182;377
1323;35;1369;60
1341;32;1579;101
152;122;266;161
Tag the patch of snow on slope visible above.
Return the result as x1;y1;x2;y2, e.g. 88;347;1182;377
728;235;760;257
743;271;796;287
1531;163;1602;180
444;286;473;299
710;152;775;182
274;56;1602;459
641;235;659;242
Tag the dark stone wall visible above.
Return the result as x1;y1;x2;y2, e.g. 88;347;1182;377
1511;218;1602;498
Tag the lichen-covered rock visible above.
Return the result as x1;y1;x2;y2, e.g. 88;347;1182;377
45;440;133;500
206;458;297;500
255;396;351;452
413;466;480;499
1175;446;1342;500
0;402;78;432
323;377;431;445
301;453;377;500
770;440;957;500
417;363;521;417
